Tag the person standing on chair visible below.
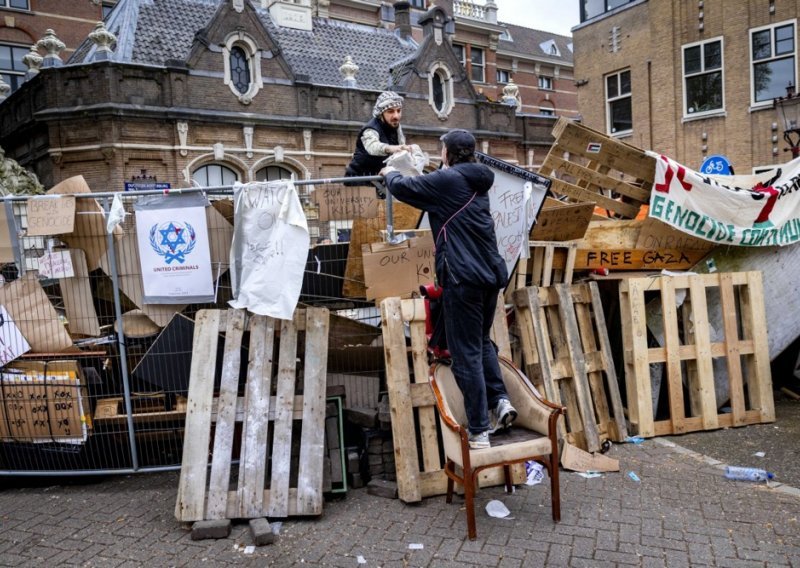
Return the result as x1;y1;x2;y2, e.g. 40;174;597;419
380;129;516;449
345;91;411;196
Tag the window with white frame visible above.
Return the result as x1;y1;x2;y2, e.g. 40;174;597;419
683;38;724;116
538;75;553;90
497;69;510;84
192;164;238;187
0;0;29;9
428;62;454;119
539;105;555;117
222;31;263;104
470;47;485;82
0;43;27;93
751;20;796;105
452;44;465;67
255;165;292;182
605;69;632;135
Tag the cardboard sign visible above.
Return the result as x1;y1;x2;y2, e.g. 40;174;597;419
560;442;620;472
26;195;76;236
634;217;715;251
59;249;101;337
0;360;89;444
0;204;16;263
362;235;435;301
574;248;707;271
315;186;379;221
38;249;75;279
0;305;30;365
531;199;594;241
0;272;74;352
47;175;121;270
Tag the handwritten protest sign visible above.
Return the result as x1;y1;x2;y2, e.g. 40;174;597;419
38;249;75;279
315;186;379;221
26;195;76;236
362;234;435;301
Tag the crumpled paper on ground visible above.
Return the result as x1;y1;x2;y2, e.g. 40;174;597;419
384;145;429;176
485;499;511;518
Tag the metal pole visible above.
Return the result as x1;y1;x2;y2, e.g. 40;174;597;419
103;196;139;471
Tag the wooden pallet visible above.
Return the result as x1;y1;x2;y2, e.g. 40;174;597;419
539;118;655;219
513;240;578;290
619;272;775;438
175;307;330;522
513;282;627;453
380;296;523;503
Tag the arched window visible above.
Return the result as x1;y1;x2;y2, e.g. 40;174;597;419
255;165;292;182
229;46;251;95
192;164;238;187
427;62;454;119
432;71;445;113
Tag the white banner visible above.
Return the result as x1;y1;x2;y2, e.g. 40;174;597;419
648;151;800;247
135;201;214;303
229;181;309;320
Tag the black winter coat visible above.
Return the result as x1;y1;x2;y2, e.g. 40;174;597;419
384;162;507;289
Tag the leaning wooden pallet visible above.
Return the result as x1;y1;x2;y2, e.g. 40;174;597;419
539;117;655;220
619;271;774;438
381;297;523;503
175;307;330;522
514;282;627;453
513;240;578;290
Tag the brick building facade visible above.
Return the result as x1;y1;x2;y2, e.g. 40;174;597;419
573;0;798;173
0;0;577;224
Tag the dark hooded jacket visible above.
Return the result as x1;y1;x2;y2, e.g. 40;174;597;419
384;162;507;289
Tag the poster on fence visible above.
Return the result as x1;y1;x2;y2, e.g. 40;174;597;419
362;234;435;301
315;186;379;221
0;305;30;365
26;195;76;236
649;151;800;246
134;195;214;304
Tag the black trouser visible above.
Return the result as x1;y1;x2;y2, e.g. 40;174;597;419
442;276;509;434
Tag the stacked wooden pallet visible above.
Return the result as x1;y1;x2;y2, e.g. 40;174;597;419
174;307;330;522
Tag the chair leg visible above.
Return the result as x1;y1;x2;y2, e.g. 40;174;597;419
549;455;561;522
464;467;477;540
445;459;455;504
503;464;512;493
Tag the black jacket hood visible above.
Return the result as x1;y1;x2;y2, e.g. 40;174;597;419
454;162;495;195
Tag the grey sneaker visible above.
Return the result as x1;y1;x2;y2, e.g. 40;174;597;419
494;398;517;430
468;431;490;450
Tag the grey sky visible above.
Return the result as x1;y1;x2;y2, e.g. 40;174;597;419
496;0;580;36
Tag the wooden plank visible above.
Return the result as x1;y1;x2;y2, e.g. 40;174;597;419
623;279;655;437
175;310;221;522
296;307;330;515
588;282;628;440
237;315;276;518
490;291;512;359
206;309;245;520
687;277;719;430
573;299;611;433
660;278;686;434
405;301;441;474
555;284;601;452
719;273;747;426
740;272;775;422
227;489;300;519
381;297;422;503
544;154;651;202
651;409;764;436
531;199;594;241
268;314;300;517
547;178;640;218
574;248;707;271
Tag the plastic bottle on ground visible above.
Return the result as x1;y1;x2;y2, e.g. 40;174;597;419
724;466;775;482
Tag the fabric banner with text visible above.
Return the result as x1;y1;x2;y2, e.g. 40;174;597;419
648;151;800;247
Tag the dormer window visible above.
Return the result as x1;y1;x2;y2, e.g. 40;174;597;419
539;39;561;57
222;31;263;104
230;46;251;95
428;62;454;119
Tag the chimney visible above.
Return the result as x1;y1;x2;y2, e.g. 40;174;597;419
394;1;412;40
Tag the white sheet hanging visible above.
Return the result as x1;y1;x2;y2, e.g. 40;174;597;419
228;181;310;320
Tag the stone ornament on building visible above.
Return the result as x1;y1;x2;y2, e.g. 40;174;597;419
213;142;225;161
303;129;312;160
37;29;66;68
89;21;117;62
339;56;358;87
22;45;43;80
0;77;10;102
274;145;284;163
502;79;522;112
232;0;245;13
177;122;189;157
244;126;254;158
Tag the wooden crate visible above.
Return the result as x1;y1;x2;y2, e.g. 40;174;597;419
513;240;577;290
539;118;655;219
619;272;775;438
513;282;627;453
174;307;330;522
380;296;523;503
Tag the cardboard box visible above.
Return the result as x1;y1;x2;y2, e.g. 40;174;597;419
0;360;91;444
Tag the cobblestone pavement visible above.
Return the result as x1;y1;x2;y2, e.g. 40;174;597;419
1;441;799;567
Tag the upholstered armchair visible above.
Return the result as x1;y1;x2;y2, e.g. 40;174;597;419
429;356;565;540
